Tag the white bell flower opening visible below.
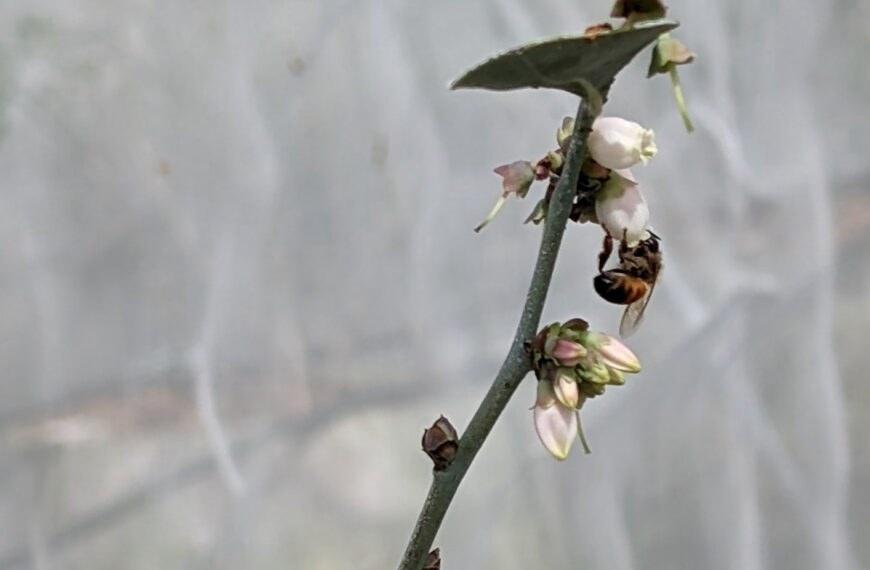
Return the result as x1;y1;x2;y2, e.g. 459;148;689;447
595;170;650;246
588;116;657;170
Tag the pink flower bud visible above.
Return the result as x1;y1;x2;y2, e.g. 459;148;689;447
553;368;582;409
592;333;642;373
545;337;587;367
533;381;577;460
588;116;657;170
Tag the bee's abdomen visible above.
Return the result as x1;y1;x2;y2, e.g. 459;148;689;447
593;272;648;305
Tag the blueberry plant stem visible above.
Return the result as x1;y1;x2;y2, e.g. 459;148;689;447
397;100;596;570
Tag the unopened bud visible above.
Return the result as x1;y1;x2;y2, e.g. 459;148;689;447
553;368;581;409
611;0;667;22
562;318;590;333
423;548;441;569
607;367;626;386
546;338;587;367
422;415;459;471
578;358;612;384
590;333;642;372
547;150;564;173
578;381;607;398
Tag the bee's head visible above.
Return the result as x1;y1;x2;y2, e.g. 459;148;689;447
641;233;660;254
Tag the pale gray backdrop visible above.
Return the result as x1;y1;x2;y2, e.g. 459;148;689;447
1;0;868;569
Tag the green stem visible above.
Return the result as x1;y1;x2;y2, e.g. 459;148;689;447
397;100;597;570
576;410;592;455
474;194;508;233
668;64;694;133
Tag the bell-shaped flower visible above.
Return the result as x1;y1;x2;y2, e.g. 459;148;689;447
533;381;577;460
587;332;642;373
588;116;657;170
595;170;649;246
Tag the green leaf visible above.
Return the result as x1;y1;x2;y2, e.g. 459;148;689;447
450;20;678;97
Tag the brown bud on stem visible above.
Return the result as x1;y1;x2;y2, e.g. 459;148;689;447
611;0;667;21
583;22;614;39
422;416;459;471
422;548;441;569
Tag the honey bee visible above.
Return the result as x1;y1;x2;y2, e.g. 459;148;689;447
593;230;662;337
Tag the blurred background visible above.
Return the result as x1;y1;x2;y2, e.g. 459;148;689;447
0;0;868;568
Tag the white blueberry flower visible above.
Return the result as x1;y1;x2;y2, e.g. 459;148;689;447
588;116;657;170
595;170;649;246
533;380;578;461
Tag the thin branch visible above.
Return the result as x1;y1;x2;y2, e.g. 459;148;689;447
397;99;596;570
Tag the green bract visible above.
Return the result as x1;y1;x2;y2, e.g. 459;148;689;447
450;20;678;97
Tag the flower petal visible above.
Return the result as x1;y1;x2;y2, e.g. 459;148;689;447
596;181;649;245
553;369;581;409
533;398;578;460
547;338;587;367
594;334;642;372
588;117;657;170
535;378;558;409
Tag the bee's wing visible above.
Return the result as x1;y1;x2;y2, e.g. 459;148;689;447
619;281;656;338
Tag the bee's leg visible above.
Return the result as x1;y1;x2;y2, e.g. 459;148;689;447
598;232;613;272
617;228;630;261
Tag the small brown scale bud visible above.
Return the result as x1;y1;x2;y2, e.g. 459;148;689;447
583;23;614;39
611;0;667;20
534;156;553;180
422;548;441;569
422;416;459;471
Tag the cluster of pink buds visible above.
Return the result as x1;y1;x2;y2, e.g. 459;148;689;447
527;318;641;459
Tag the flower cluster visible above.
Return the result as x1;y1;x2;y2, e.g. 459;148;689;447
579;115;657;246
527;318;641;459
477;115;658;247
